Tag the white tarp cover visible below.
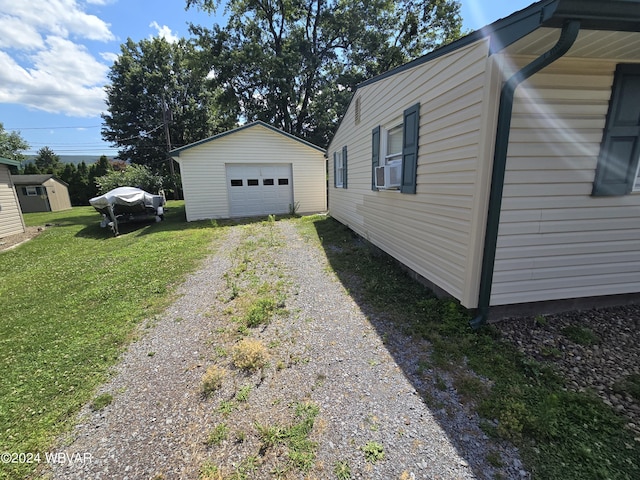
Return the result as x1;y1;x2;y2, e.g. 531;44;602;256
89;187;158;209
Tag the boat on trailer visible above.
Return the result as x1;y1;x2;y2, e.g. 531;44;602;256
89;187;165;236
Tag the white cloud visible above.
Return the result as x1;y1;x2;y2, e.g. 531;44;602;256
0;0;113;44
150;21;179;43
0;0;113;116
0;37;108;117
0;15;45;50
100;51;119;63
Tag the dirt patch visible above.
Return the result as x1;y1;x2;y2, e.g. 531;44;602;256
0;226;45;252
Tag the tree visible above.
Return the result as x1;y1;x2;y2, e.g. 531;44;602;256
34;147;61;174
101;37;237;173
93;155;113;178
187;0;463;146
95;164;165;195
22;162;40;175
0;122;29;162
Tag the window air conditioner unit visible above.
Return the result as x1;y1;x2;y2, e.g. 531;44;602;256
375;162;402;189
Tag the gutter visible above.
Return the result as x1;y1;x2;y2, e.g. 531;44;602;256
470;19;581;329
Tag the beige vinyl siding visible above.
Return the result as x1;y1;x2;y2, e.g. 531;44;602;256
43;178;71;211
493;58;640;305
329;39;494;306
0;165;25;237
176;124;326;221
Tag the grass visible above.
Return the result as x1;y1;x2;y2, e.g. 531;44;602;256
0;203;223;480
90;393;113;411
296;215;640;480
206;423;229;447
561;325;601;346
361;441;385;463
254;401;319;474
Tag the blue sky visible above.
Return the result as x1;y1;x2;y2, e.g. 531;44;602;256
0;0;534;159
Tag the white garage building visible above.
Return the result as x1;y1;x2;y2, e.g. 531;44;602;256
171;121;327;221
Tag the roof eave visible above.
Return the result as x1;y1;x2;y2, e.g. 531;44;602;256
0;157;22;167
170;120;325;156
358;0;640;90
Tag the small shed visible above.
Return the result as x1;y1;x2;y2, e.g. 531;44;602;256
12;174;72;213
171;121;326;221
0;158;26;238
327;0;640;323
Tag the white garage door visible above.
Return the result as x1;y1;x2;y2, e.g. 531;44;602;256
226;164;293;217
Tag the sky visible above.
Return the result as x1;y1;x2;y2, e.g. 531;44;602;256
0;0;534;159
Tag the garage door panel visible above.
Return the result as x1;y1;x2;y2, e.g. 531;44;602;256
226;164;293;217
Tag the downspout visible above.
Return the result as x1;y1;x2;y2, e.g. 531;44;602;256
470;20;581;329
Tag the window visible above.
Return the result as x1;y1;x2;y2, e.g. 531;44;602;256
278;178;289;185
592;64;640;196
334;146;348;189
384;125;403;164
355;96;361;125
334;149;344;188
263;178;274;186
371;103;420;193
230;179;243;186
247;179;259;186
26;186;38;196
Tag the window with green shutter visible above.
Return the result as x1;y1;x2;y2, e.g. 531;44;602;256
371;103;420;193
334;146;347;188
592;64;640;196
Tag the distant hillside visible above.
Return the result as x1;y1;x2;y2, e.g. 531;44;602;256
24;155;117;165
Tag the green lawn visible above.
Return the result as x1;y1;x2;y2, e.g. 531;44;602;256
0;203;222;479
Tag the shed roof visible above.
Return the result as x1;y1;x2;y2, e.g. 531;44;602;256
0;157;21;167
170;120;326;156
11;174;69;187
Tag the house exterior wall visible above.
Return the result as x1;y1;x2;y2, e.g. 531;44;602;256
43;178;72;211
328;39;496;307
493;57;640;305
176;124;326;221
0;165;26;238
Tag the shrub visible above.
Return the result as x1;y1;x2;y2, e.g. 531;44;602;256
201;365;227;396
232;338;268;371
95;164;164;194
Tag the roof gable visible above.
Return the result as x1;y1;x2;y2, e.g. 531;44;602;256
170;121;325;156
11;174;68;187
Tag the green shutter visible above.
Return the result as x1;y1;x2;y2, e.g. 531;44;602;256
592;64;640;196
342;145;348;189
333;151;337;188
371;126;380;190
401;103;420;194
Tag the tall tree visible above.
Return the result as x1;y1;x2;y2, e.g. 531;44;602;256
187;0;463;146
34;147;61;174
0;122;29;162
102;37;237;172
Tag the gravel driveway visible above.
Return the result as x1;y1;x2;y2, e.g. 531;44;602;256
45;219;524;479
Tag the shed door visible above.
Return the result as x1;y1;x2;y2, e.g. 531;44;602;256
226;164;293;217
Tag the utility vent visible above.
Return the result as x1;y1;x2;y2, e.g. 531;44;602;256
355;96;361;125
375;161;402;189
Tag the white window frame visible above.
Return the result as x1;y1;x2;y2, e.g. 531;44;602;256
335;150;344;188
380;121;403;167
26;186;38;196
